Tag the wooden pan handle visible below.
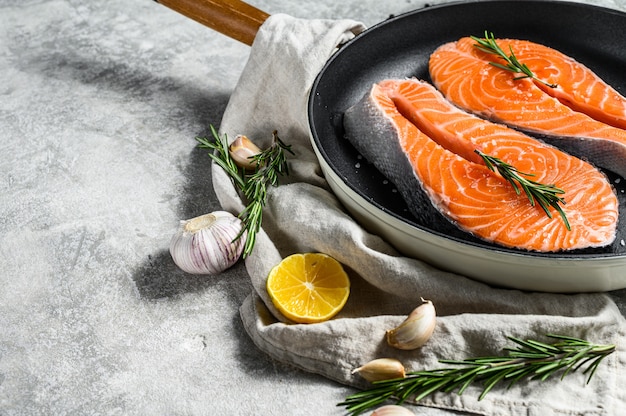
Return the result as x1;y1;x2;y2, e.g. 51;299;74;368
154;0;270;45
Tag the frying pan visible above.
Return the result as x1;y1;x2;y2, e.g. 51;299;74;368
156;0;626;292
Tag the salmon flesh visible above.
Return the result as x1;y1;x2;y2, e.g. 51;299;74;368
429;37;626;178
343;79;618;252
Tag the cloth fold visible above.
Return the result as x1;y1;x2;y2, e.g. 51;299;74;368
212;14;626;415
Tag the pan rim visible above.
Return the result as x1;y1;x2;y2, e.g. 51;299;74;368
308;1;626;269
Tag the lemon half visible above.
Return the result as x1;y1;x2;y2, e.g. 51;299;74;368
266;253;350;324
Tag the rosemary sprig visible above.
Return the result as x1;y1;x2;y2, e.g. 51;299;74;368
197;126;293;257
339;335;615;416
237;130;293;256
475;150;570;230
471;31;557;88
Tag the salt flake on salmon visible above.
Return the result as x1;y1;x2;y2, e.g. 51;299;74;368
343;79;618;252
429;36;626;177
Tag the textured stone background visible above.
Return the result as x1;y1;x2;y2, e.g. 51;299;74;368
1;0;625;415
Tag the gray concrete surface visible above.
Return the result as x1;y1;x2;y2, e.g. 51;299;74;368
1;0;625;415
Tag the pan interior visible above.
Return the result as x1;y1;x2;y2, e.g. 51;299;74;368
308;0;626;260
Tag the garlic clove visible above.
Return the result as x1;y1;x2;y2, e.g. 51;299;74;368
351;358;406;382
169;211;246;275
228;134;262;170
386;298;436;350
371;405;416;415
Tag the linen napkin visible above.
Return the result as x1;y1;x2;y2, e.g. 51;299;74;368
211;14;626;415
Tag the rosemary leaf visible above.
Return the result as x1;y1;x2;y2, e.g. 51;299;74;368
475;150;570;230
471;31;557;88
197;127;293;258
338;335;615;416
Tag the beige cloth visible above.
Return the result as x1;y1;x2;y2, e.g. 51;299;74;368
212;14;626;415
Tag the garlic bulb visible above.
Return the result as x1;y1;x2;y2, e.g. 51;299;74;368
351;358;406;382
386;298;436;350
371;405;416;416
169;211;246;275
228;134;262;170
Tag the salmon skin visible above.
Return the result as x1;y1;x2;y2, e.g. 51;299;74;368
343;78;618;252
429;37;626;178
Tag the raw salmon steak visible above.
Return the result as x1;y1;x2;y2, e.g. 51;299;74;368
343;78;618;252
429;37;626;178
